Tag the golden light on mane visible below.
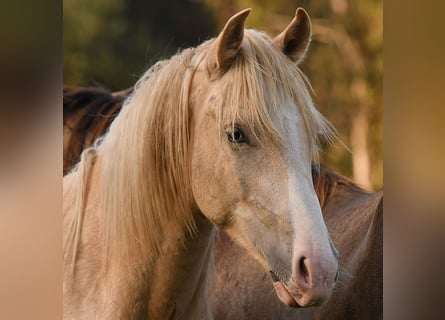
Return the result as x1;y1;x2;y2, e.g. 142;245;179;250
64;28;335;277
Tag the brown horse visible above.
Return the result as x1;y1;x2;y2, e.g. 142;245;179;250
64;89;382;319
64;8;340;319
63;86;132;175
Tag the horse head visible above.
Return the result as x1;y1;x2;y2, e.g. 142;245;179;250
189;8;339;307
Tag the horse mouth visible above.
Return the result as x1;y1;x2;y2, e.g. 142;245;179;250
269;271;302;308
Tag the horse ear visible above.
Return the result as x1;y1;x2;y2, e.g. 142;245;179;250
273;8;312;64
208;8;250;77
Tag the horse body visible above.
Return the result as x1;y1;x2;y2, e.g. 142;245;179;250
64;8;339;319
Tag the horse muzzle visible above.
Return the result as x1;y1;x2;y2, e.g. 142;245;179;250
270;256;338;307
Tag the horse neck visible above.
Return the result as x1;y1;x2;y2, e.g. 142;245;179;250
146;214;216;320
65;153;217;320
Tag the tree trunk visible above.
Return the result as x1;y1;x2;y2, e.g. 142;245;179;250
350;108;372;190
350;78;372;191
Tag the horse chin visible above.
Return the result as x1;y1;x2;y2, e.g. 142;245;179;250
272;281;302;308
270;270;327;308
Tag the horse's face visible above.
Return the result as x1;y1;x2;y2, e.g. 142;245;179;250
190;9;338;308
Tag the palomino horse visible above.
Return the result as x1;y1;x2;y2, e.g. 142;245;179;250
64;92;383;319
63;100;383;319
64;95;382;320
64;8;339;319
63;52;382;320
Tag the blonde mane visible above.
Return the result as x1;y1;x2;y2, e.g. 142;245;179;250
65;29;335;274
99;47;204;267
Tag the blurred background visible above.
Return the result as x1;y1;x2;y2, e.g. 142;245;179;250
63;0;382;190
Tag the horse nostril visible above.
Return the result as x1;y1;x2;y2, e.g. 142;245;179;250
299;257;310;286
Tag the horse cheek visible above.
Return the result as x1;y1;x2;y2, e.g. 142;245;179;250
190;138;228;224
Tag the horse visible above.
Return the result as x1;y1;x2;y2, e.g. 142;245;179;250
64;8;340;319
63;95;383;320
64;98;383;320
210;165;383;319
63;41;382;320
64;96;383;320
63;91;383;319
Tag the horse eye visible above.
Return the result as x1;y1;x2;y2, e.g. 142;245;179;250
226;127;247;143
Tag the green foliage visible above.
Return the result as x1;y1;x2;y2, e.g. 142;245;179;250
64;0;217;89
